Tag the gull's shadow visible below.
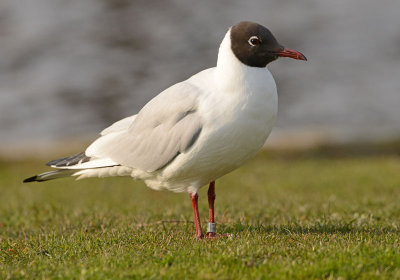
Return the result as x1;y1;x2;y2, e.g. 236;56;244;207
131;220;399;236
219;222;400;235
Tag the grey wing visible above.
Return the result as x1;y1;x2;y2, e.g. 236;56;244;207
85;82;203;172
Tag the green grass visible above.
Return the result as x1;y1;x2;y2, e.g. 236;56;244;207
1;152;400;279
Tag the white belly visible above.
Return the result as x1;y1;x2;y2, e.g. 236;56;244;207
146;68;278;193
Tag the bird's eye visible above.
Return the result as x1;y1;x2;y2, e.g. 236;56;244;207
248;36;261;46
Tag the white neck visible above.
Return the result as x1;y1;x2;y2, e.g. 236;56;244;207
214;29;246;92
214;29;275;95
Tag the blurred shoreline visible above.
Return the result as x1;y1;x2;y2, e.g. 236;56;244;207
1;0;399;150
2;133;399;161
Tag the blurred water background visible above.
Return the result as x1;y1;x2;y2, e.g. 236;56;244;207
1;0;399;157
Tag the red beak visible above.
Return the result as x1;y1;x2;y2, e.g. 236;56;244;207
275;47;307;61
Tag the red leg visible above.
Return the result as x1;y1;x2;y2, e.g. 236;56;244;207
206;181;216;237
190;193;203;239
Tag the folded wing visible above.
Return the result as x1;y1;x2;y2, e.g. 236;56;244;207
85;82;203;172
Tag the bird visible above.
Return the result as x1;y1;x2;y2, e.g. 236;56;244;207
24;21;306;239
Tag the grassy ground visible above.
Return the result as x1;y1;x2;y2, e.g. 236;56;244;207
1;151;400;279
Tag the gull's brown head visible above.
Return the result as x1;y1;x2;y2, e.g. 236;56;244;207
230;21;307;67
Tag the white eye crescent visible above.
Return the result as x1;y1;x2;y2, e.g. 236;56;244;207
248;36;261;46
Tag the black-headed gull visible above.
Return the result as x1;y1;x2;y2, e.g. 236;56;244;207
24;21;306;239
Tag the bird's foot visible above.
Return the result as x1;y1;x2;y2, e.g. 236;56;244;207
195;233;204;240
205;232;216;238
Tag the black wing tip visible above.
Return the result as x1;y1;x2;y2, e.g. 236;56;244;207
23;175;39;183
46;152;90;167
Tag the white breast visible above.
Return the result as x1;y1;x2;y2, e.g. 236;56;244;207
141;29;278;193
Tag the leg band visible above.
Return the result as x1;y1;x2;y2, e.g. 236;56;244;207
207;222;216;233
